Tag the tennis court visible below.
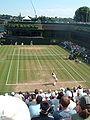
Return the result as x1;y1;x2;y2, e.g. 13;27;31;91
0;45;90;92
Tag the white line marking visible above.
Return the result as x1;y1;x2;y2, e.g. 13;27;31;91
34;46;43;70
45;48;56;71
6;80;86;86
6;48;16;85
18;67;65;71
7;54;67;57
16;48;20;84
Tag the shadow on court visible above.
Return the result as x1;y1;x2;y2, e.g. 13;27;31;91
42;82;54;86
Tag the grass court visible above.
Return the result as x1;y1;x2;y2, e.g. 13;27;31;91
0;45;90;92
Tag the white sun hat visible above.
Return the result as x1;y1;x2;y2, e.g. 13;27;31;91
0;95;31;120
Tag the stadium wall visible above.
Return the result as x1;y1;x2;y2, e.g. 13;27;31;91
4;22;90;49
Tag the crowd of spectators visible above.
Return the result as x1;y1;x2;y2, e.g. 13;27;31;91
60;41;90;63
1;85;90;120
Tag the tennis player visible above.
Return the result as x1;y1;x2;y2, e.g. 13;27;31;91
52;72;58;86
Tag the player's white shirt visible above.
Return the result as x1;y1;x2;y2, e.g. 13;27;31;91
52;73;56;78
52;73;58;81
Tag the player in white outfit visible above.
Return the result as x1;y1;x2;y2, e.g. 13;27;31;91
52;73;58;85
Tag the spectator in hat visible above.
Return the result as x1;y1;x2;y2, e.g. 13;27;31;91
72;95;90;120
50;91;59;112
39;89;45;99
65;89;76;110
31;101;54;120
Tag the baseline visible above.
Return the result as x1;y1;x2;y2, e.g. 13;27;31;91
6;80;86;86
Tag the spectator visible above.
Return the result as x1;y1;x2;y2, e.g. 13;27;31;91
24;92;31;107
34;89;39;97
72;87;78;102
74;92;81;104
28;94;37;106
53;96;76;120
72;95;90;120
50;92;59;111
57;91;64;104
29;95;42;118
39;89;45;99
65;89;76;110
31;101;54;120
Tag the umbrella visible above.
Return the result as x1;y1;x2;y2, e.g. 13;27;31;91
0;95;31;120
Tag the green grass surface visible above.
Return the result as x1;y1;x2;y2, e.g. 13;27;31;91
0;45;90;92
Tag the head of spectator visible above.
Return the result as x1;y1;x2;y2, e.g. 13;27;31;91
78;95;90;119
39;89;43;93
40;101;51;115
72;86;77;91
39;89;45;99
77;85;82;89
24;91;30;100
45;94;50;101
10;92;15;96
36;95;42;104
31;94;36;100
65;90;72;99
28;94;36;106
66;87;71;91
64;90;76;110
0;95;31;120
57;92;64;103
55;90;58;95
60;96;70;110
59;87;65;93
34;89;39;95
50;92;56;99
47;89;52;95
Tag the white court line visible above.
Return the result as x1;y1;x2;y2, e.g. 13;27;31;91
47;47;77;81
6;48;16;85
54;46;86;82
6;80;86;86
18;67;65;71
7;54;66;56
34;46;43;70
16;48;20;84
45;48;56;72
